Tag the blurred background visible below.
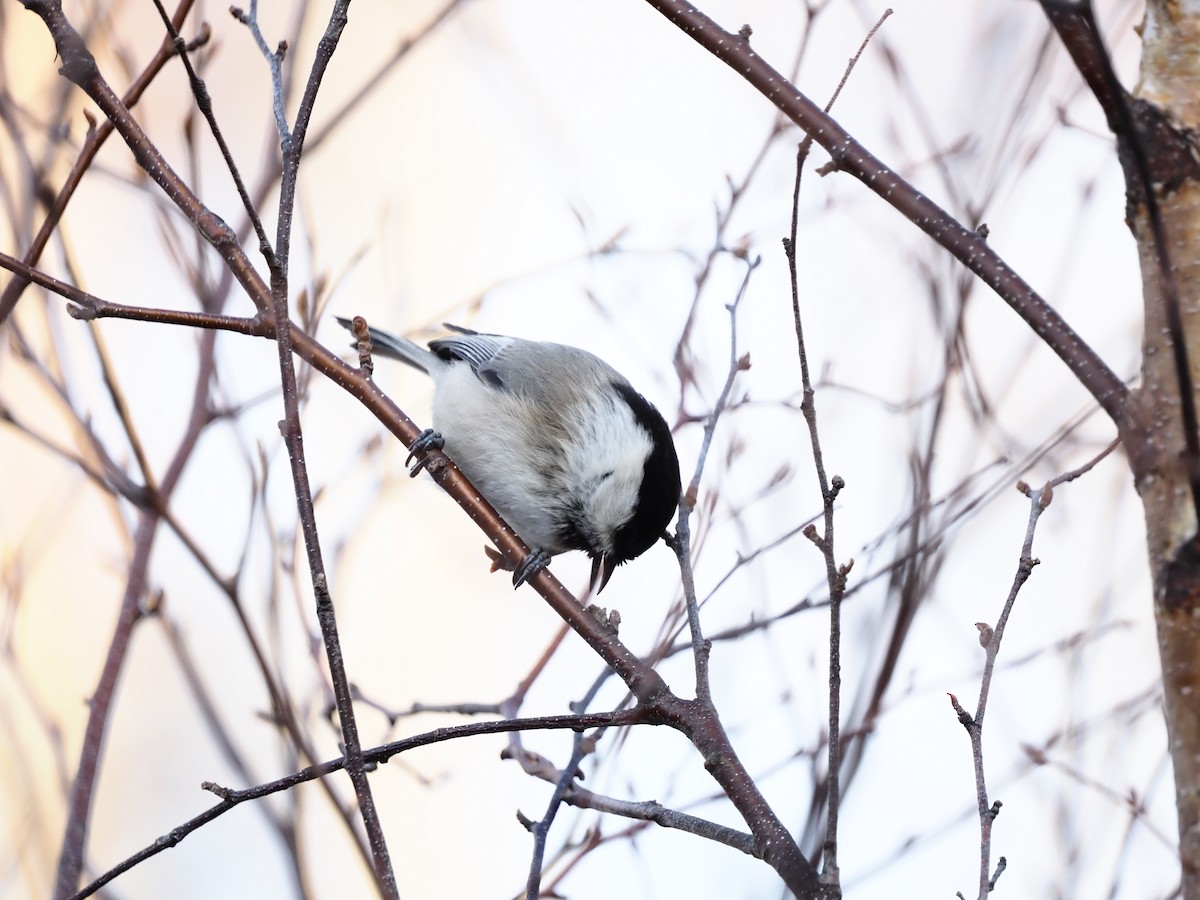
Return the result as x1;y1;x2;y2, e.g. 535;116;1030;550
0;0;1165;897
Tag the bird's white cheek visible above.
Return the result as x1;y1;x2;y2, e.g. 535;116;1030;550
587;475;643;551
561;400;653;552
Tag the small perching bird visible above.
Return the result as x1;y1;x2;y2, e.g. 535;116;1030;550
337;317;681;593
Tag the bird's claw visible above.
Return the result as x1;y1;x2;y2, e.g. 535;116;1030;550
406;429;445;476
512;548;551;589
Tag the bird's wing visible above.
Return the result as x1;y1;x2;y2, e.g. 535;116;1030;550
431;332;618;407
428;333;513;389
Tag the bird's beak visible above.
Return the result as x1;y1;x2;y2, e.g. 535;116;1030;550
590;554;618;594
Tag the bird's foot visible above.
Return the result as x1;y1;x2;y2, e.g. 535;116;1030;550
512;548;552;589
406;429;445;475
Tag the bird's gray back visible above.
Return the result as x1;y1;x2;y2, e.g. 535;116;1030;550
431;335;625;411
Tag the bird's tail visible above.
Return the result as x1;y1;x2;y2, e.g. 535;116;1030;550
335;316;437;373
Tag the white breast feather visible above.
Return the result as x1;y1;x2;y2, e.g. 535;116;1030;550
431;363;568;550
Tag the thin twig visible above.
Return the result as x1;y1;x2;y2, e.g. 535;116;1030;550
948;438;1118;899
675;255;758;703
241;1;397;895
151;0;277;266
232;0;291;145
668;1;823;411
0;0;202;327
69;710;643;900
510;743;760;859
0;253;268;339
780;10;893;879
524;676;610;896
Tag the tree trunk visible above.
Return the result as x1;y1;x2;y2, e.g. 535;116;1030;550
1123;2;1200;893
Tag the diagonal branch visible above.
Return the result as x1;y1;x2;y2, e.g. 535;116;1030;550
642;0;1129;423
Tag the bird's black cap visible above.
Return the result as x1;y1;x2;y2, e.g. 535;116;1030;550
597;381;681;591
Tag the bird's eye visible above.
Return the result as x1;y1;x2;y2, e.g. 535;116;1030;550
600;471;614;481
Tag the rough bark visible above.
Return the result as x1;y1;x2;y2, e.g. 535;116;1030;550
1123;1;1200;893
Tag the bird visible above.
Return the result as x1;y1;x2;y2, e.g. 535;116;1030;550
337;316;681;593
